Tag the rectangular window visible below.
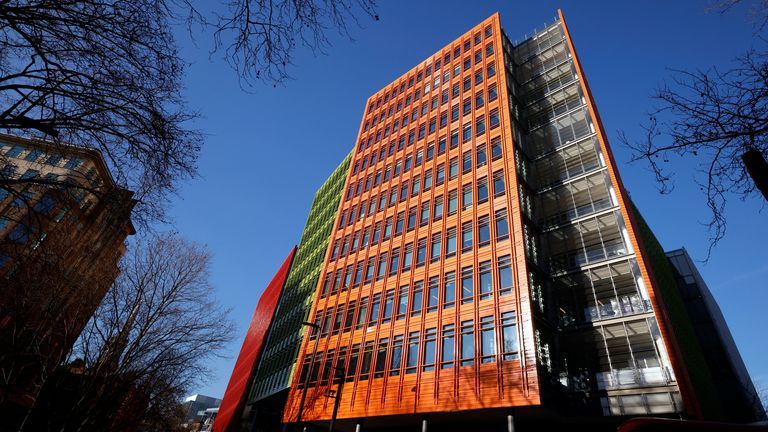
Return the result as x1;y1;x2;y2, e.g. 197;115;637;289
407;207;417;231
449;158;459;179
462;151;472;174
440;112;448;128
383;290;394;323
463;98;471;115
495;208;509;241
475;116;485;136
490;108;500;129
406;331;419;374
441;324;455;369
462;123;472;142
427;276;439;312
420;201;430;226
395;212;404;236
436;165;445;185
424;171;432;190
461;266;474;304
488;83;498;101
476;145;487;167
493;170;505;196
403;245;413;270
369;293;381;326
344;301;356;331
430;232;441;262
416;238;427;267
360;341;374;379
480;316;496;363
445;228;457;257
389;188;398;207
433;196;444;220
357;298;368;329
375;338;389;378
451;104;459;122
389;248;400;276
501;312;519;360
479;260;493;299
400;182;409;201
411;281;423;316
384;218;393;239
377;253;387;280
412;176;421;195
448;189;458;215
475;91;484;109
462;183;473;209
477;177;488;203
390;335;404;376
450;130;459;148
397;285;409;320
498;255;513;295
460;320;474;366
365;258;375;284
443;271;456;309
423;328;437;371
438;137;446;155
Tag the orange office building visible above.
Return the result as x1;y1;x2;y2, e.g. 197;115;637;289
273;11;762;432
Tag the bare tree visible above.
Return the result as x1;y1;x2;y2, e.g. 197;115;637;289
620;0;767;257
19;232;234;432
0;0;378;226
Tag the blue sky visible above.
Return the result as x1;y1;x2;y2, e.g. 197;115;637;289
168;1;768;398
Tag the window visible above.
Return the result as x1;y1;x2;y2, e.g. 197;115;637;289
436;165;445;185
372;222;381;244
64;158;82;170
461;266;473;304
479;260;493;299
490;109;500;129
433;196;443;220
344;301;356;331
395;212;404;236
375;338;388;378
368;293;381;327
426;276;440;312
357;298;368;329
474;50;482;64
462;183;473;209
365;259;375;284
474;70;483;85
438;137;446;155
488;84;498;101
383;290;394;323
445;227;457;257
21;169;39;179
498;255;513;295
480;316;496;363
462;151;472;174
403;245;413;270
24;149;43;162
441;324;455;369
420;201;430;226
424;171;433;190
495;208;509;241
450;130;459;148
390;335;404;376
477;177;489;204
487;62;496;77
389;249;400;276
501;312;519;360
360;342;374;379
5;145;23;157
383;219;392;239
377;253;387;280
343;266;353;288
448;189;458;214
430;233;441;262
491;136;502;160
475;116;485;136
400;182;408;201
460;320;474;366
444;271;456;309
478;215;491;246
476;145;487;167
462;123;472;142
463;77;471;91
462;98;471;115
451;105;459;122
406;331;420;374
493;170;506;196
449;158;458;179
407;207;417;231
412;176;421;195
397;285;409;320
475;91;484;109
411;281;423;316
416;238;427;267
423;328;437;371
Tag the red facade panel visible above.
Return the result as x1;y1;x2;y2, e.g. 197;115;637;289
213;247;297;432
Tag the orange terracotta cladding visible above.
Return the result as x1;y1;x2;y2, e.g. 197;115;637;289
215;247;297;432
283;13;541;423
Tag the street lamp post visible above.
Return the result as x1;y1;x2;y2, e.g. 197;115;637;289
327;362;346;432
296;321;321;430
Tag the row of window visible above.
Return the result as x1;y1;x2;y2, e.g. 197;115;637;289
331;202;510;282
299;311;518;387
338;169;507;252
317;255;516;335
365;25;494;118
354;82;500;178
2;145;82;170
361;61;497;139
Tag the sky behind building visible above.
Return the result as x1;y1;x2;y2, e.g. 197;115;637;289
166;0;767;399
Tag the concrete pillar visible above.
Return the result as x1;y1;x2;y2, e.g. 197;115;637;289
507;414;515;432
355;421;363;432
421;418;428;432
